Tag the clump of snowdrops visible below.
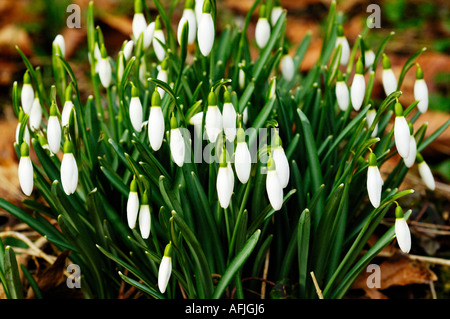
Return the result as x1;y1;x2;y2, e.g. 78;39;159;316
1;0;448;299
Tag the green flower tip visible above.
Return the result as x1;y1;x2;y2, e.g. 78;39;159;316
134;0;143;14
100;43;107;59
50;100;58;116
267;155;276;171
223;90;231;103
141;190;149;205
170;113;178;129
131;83;139;98
259;4;267;18
202;0;211;14
208;90;217;106
219;148;228;167
38;134;48;147
382;54;391;70
416;153;424;164
65;85;73;102
368;152;377;167
20;141;29;157
23;70;31;85
130;177;138;193
237;127;246;143
395;203;404;219
337;24;344;37
408;121;414;135
163;241;173;257
155;15;162;30
161;57;169;71
151;89;161;107
336;70;344;82
63;139;74;154
355;57;364;74
416;65;424;80
394;102;403;117
185;0;195;9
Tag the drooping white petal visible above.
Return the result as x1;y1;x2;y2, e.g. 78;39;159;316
156;69;168;98
239;68;245;90
177;16;188;46
170;128;185;167
189;112;204;138
127;191;139;229
255;18;270;49
394;116;410;159
414;79;428;113
132;13;147;40
217;165;234;209
273;147;289;188
183;9;197;44
153;29;166;62
205;105;222;143
123;40;134;61
98;58;112;88
234;142;251;184
198;13;215;56
350;74;365;111
366;109;378;137
21;84;34;114
60;153;78;195
195;0;205;23
53;34;66;57
266;170;283;211
367;166;382;208
15;123;30;146
148;107;165;151
139;204;151;239
222;102;236;142
382;68;397;96
335;81;349;111
403;135;417;168
47;116;61;154
158;256;172;293
61;100;74;127
281;54;295;82
29;97;42;131
18;156;33;196
365;50;375;69
395;218;411;253
418;161;435;191
271;7;283;26
129;97;143;132
143;22;155;49
336;36;350;66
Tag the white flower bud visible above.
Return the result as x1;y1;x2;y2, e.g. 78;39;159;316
139;203;151;239
153;22;166;61
158;242;173;293
61;100;74;127
170;127;185;167
336;36;350;66
403;135;417;168
143;22;155;50
255;17;270;49
47;108;61;154
364;49;375;69
222;93;236;142
217;162;234;209
280;54;295;82
179;8;196;45
266;158;283;211
127;179;139;229
273;145;289;189
60;140;78;195
195;0;205;23
98;57;112;88
335;74;349;111
21;83;34;114
132;13;147;40
235;129;251;184
198;12;214;56
29;97;42;131
394;205;411;254
18;143;33;196
129;97;143;132
350;73;365;111
15;122;30;146
53;34;66;57
394;103;410;159
382;68;397;97
271;6;283;26
417;155;435;191
205;91;222;143
414;66;428;113
367;165;382;208
123;40;134;61
366;108;378;137
148;91;165;151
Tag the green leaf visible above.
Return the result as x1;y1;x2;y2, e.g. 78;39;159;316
4;246;23;299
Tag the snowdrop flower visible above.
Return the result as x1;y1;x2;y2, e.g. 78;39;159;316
266;155;283;211
234;127;251;184
416;153;435;191
403;122;417;168
60;139;78;195
138;191;151;239
255;4;271;49
18;142;33;196
53;34;65;58
394;203;411;253
335;71;349;111
123;40;134;61
178;0;196;45
414;65;428;113
195;0;205;23
21;71;34;114
148;89;165;151
238;62;246;90
129;83;143;132
15;110;30;146
272;135;289;188
364;49;375;69
243;106;248;125
335;25;350;66
98;44;112;88
158;242;173;293
222;90;237;142
270;0;283;26
189;111;204;139
127;177;139;229
197;0;215;56
382;54;397;96
29;95;42;131
156;58;169;98
217;148;234;209
394;102;410;159
170;113;185;167
153;16;166;62
366;107;378;137
350;58;365;111
280;52;295;82
47;101;61;154
205;90;222;143
117;52;126;84
61;86;74;127
143;22;155;50
132;0;147;40
367;152;382;208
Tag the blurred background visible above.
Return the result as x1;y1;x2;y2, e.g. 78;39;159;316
0;0;448;299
